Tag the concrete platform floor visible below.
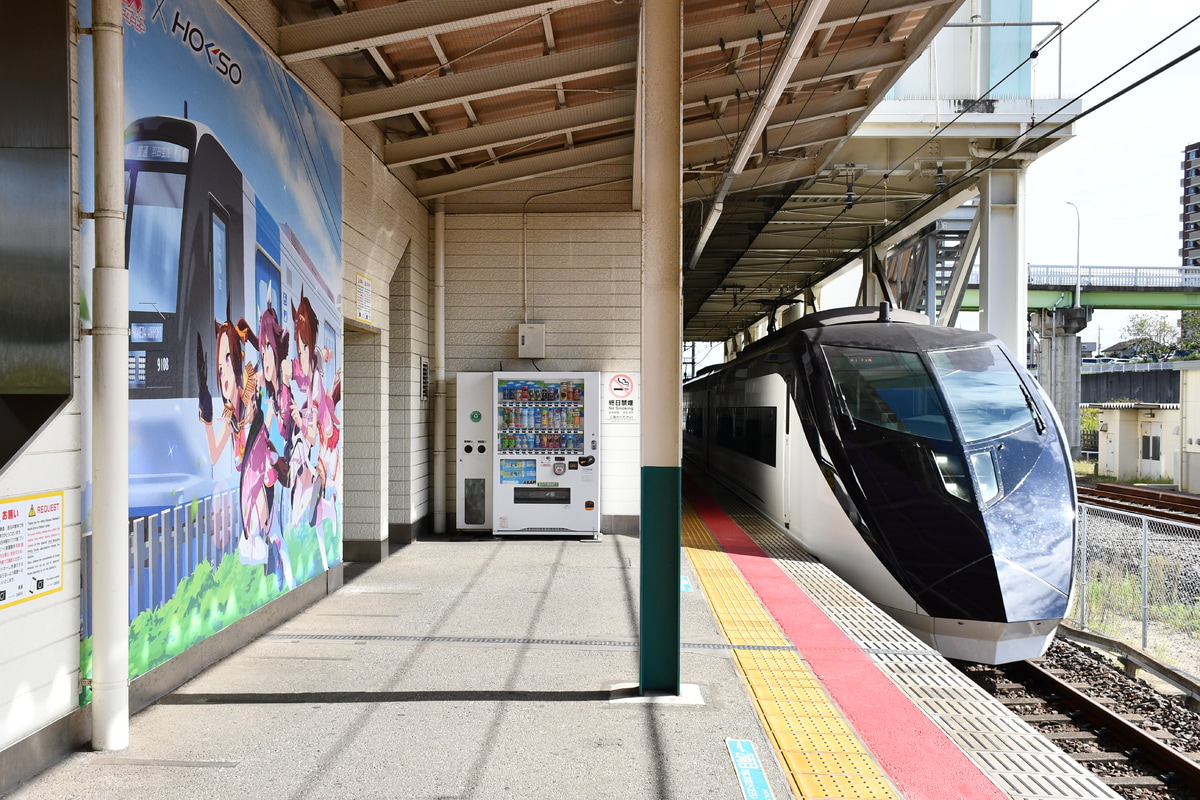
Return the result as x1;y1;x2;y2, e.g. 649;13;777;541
7;532;787;799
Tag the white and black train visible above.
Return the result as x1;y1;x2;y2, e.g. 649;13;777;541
683;305;1076;664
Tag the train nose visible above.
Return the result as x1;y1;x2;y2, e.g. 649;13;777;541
914;440;1075;623
992;553;1071;620
983;480;1075;621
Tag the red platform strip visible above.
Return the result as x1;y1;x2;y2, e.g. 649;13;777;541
684;478;1007;800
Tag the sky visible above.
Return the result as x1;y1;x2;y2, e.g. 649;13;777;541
978;0;1200;349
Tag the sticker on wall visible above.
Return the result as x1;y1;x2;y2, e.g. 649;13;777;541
0;492;64;610
602;372;639;423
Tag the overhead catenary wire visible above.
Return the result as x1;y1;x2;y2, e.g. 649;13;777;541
707;4;1200;338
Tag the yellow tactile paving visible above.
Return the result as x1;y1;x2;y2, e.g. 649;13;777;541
682;501;902;800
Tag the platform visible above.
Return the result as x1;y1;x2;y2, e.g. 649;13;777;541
7;479;1118;800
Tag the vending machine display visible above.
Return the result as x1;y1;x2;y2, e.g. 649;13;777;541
492;371;600;538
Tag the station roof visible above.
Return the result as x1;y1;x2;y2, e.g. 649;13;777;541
274;0;1075;341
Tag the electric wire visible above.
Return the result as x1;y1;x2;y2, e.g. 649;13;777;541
708;5;1200;338
741;0;875;195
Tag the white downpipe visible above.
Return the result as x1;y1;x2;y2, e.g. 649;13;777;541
433;199;447;534
969;0;981;100
91;0;129;751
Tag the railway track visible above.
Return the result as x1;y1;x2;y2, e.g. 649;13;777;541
964;640;1200;799
1078;484;1200;526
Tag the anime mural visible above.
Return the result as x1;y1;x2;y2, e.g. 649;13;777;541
79;0;343;684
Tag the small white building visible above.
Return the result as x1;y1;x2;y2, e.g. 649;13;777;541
1089;402;1181;484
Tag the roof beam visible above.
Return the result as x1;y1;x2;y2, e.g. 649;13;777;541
279;0;606;63
284;0;940;66
415;138;634;197
342;6;911;125
381;40;904;167
409;106;852;198
383;95;635;167
343;38;638;125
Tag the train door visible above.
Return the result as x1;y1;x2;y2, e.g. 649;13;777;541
1139;421;1163;479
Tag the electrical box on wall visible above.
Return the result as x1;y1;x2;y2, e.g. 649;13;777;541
518;323;545;359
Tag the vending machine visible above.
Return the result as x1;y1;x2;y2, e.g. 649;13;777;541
492;371;601;538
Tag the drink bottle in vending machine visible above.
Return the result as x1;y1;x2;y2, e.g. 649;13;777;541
492;371;600;539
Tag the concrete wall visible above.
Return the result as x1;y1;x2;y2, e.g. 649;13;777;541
389;243;433;545
442;213;643;530
0;402;82;757
1180;369;1200;492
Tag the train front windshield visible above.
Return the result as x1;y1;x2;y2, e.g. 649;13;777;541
126;171;185;313
928;346;1041;442
824;347;954;441
125;139;190;314
824;344;1039;444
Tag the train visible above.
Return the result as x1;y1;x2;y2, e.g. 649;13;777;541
683;305;1077;664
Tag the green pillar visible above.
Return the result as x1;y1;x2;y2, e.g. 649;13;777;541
640;466;681;693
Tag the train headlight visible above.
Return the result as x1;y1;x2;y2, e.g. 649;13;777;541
970;451;1000;504
934;452;971;501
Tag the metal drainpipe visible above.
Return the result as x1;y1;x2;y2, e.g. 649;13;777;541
433;199;447;534
90;0;129;751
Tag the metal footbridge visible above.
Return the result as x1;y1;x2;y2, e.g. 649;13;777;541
963;264;1200;311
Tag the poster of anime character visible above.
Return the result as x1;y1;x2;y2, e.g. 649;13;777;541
78;0;342;680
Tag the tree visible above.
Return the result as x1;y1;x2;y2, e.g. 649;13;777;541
1120;313;1179;356
1180;311;1200;350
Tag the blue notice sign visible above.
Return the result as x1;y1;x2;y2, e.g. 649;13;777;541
681;575;693;592
726;739;775;800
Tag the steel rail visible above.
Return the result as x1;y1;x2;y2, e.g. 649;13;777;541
1078;486;1200;526
1010;659;1200;793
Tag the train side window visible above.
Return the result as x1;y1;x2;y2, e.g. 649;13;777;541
212;210;229;319
822;346;953;441
714;406;776;466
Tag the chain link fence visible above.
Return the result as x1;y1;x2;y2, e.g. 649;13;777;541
1067;504;1200;679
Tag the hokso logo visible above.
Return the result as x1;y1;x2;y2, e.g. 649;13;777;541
160;8;243;85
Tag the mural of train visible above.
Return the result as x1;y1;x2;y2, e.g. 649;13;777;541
124;114;341;582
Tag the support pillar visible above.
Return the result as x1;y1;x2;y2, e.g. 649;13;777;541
1032;306;1091;459
925;233;938;323
639;0;682;696
979;170;1028;365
